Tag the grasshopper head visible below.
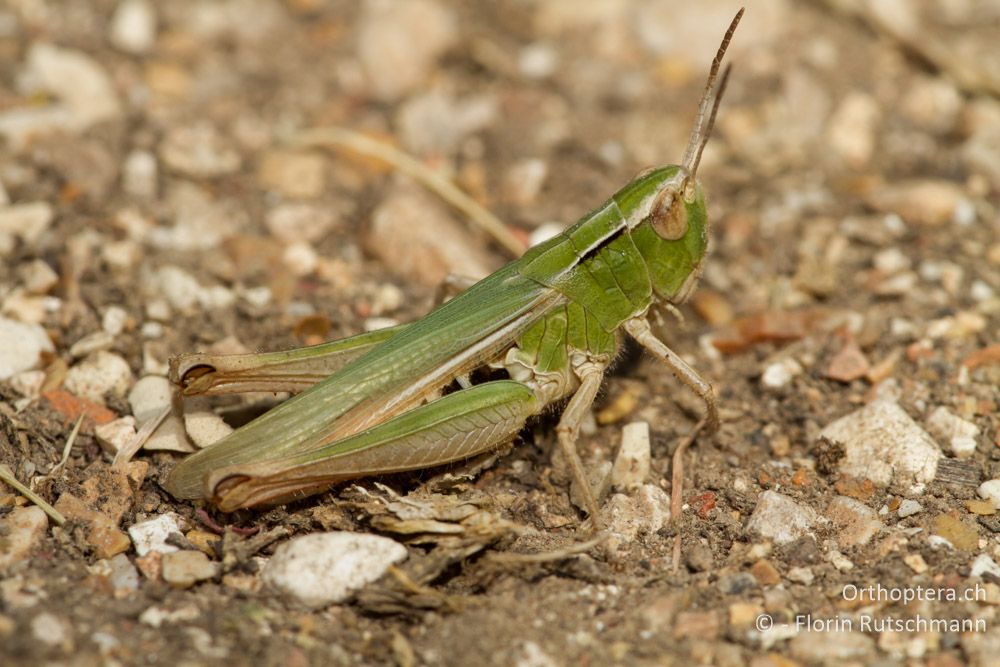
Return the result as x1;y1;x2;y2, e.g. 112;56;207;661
615;8;740;303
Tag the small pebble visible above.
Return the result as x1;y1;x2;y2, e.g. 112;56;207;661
825;340;870;383
122;150;158;199
610;422;651;491
31;612;71;649
107;553;140;592
819;398;941;491
932;514;979;551
183;407;234;448
971;554;1000;579
69;330;115;358
746;491;817;545
926;406;980;459
19;259;58;294
787;566;814;585
977;480;1000;508
159;123;241;178
825;495;883;548
897;499;922;518
25;43;121;129
64;351;133;403
257;150;326;199
365;182;495;287
0;316;54;380
110;0;156;54
0;202;55;248
903;553;927;573
603;485;672;545
761;358;803;390
866;179;965;226
262;532;407;608
0;507;48;573
101;306;128;336
128;513;183;556
94;416;138;456
162;550;220;588
265;202;338;243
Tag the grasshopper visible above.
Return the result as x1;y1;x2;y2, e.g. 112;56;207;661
165;10;743;524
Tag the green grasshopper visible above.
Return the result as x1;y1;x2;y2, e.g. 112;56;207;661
165;10;743;524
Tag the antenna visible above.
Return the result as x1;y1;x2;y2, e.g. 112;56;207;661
681;8;743;179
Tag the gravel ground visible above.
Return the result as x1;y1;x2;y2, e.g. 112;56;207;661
1;1;998;665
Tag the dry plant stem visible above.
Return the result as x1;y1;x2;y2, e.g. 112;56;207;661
113;405;170;467
672;417;707;574
0;464;66;526
291;126;527;258
50;415;84;478
485;532;608;564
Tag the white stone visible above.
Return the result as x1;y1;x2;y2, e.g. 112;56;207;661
129;376;193;453
19;259;58;294
159;123;241;178
819;399;941;491
25;43;121;129
827;549;854;571
94;416;137;456
0;316;54;380
183;409;233;449
128;513;182;556
262;532;407;608
397;90;497;155
9;370;45;399
761;358;802;389
971;554;1000;579
787;566;814;585
0;202;54;247
283;242;318;277
746;490;817;545
162;550;219;588
604;484;671;543
265;202;337;243
122;150;158;198
611;422;650;491
69;330;114;358
978;480;1000;508
31;612;70;647
128;375;171;426
64;351;133;403
926;406;980;459
102;306;128;336
152;265;202;312
0;507;48;572
110;0;156;55
519;43;558;79
897;499;922;518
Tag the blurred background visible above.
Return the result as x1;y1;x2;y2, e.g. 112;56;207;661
0;1;998;665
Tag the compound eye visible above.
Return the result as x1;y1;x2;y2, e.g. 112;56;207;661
650;189;689;240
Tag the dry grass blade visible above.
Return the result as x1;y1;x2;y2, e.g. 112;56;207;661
672;417;707;574
49;415;84;478
291;126;527;259
113;405;170;467
484;532;608;564
0;464;66;526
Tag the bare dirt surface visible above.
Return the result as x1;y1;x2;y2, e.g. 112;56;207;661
1;1;999;665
